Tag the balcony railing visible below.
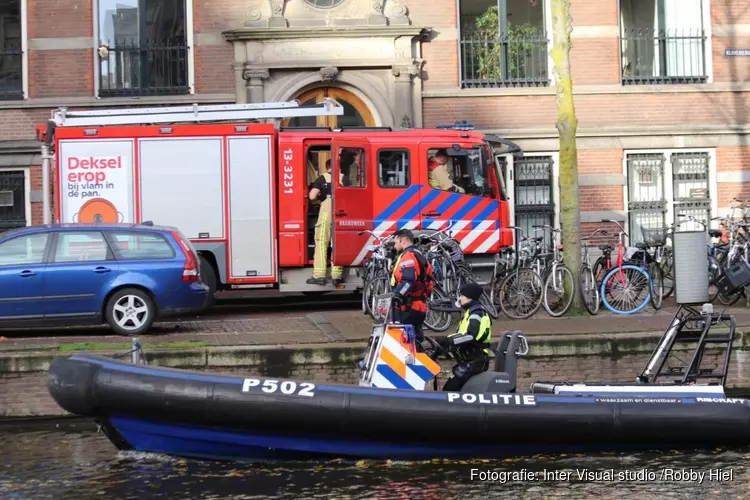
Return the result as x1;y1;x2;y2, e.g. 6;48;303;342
620;28;708;85
98;38;189;97
0;45;23;100
460;33;550;88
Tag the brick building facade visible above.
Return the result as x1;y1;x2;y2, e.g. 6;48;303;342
0;0;747;243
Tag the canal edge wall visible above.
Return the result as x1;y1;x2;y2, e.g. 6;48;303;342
2;330;749;419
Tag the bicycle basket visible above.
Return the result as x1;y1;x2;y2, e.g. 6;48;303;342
642;228;668;247
441;238;465;262
372;293;393;326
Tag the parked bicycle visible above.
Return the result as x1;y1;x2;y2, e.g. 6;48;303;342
533;225;576;317
579;228;609;315
599;219;663;314
492;226;545;320
358;230;397;318
419;226;499;321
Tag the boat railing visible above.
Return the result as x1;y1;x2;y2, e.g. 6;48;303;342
637;303;736;386
113;337;149;365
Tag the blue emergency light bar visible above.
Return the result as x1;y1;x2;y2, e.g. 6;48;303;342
436;120;475;131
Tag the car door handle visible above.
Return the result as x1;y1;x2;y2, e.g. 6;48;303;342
335;210;347;216
422;211;442;217
94;266;111;274
18;270;36;278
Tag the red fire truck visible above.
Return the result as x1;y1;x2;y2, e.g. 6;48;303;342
36;99;522;299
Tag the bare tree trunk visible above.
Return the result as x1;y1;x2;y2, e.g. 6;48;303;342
550;0;583;313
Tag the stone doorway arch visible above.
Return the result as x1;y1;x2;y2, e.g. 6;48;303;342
283;87;376;128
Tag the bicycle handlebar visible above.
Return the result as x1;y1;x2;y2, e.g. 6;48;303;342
601;219;628;237
581;228;608;241
357;230;397;241
676;213;707;229
532;224;562;233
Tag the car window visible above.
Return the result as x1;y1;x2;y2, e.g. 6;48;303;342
108;232;175;260
0;233;49;266
53;232;110;263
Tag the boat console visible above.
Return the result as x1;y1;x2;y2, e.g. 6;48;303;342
461;331;528;394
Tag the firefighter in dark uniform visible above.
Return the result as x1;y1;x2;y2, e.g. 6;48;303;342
307;159;346;286
436;282;492;392
390;229;433;344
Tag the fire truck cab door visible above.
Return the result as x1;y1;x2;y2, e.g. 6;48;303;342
421;143;502;254
331;139;373;267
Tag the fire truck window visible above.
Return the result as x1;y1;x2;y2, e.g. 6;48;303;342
427;147;491;198
306;147;331;188
377;149;410;188
338;147;365;188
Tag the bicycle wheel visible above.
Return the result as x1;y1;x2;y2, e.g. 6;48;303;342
363;274;390;320
542;264;576;317
600;265;651;315
648;261;664;310
660;252;675;299
708;255;722;303
498;268;544;320
579;264;600;315
425;285;453;332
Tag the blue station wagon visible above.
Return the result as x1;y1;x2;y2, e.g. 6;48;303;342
0;223;210;335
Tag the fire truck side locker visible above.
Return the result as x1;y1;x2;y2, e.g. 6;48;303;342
135;134;276;283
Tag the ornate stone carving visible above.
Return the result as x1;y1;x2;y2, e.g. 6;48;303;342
319;66;339;82
269;0;285;17
243;68;270;81
391;63;420;78
246;6;262;23
384;0;409;22
401;115;412;128
368;0;388;25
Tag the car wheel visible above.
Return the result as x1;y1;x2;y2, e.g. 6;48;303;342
199;256;218;309
105;288;156;336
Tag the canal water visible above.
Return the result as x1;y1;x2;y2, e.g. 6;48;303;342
1;419;748;499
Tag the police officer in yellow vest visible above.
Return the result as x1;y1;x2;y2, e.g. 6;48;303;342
307;159;346;286
436;282;492;391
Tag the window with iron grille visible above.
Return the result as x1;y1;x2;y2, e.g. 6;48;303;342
0;0;23;100
458;0;549;88
97;0;189;97
619;0;708;85
0;171;25;230
626;150;713;244
513;156;554;247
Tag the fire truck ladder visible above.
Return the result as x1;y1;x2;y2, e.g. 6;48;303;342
48;98;345;127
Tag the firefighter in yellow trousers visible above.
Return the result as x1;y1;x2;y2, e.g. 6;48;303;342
307;159;345;286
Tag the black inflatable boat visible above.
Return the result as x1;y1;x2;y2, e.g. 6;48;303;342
47;304;750;462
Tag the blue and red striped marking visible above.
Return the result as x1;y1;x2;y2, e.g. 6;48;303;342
372;185;502;254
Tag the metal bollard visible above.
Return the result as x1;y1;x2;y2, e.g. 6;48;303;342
131;337;141;365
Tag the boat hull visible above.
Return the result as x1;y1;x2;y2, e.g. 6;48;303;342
48;355;750;462
98;416;709;462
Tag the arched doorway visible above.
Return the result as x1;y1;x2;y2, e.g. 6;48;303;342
284;87;375;128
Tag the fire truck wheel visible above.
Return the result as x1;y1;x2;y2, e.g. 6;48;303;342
105;288;156;336
199;256;218;309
